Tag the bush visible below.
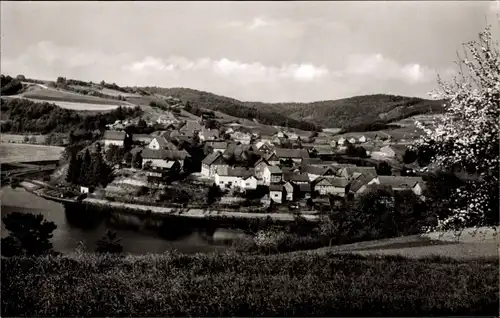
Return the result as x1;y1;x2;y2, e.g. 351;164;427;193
1;252;498;317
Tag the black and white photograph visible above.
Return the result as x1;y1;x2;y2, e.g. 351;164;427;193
1;1;499;316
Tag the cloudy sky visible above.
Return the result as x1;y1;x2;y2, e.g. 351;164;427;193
2;1;499;102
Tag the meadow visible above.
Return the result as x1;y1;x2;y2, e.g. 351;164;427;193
1;252;498;317
0;143;64;164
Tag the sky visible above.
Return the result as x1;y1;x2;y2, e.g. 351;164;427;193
1;1;499;103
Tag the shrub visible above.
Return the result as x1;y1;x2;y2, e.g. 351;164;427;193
1;252;498;317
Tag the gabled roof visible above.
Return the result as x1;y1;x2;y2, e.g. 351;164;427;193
253;158;269;167
349;174;377;193
298;183;311;193
267;166;282;174
199;128;220;139
141;148;191;160
103;130;125;141
377;176;424;189
315;177;350;188
264;152;279;161
151;136;169;148
180;121;203;133
283;172;310;183
302;165;335;176
216;166;254;178
274;148;309;159
164;161;179;169
130;147;144;155
301;158;323;165
314;146;334;155
134;134;153;141
341;166;378;179
269;183;283;191
202;151;225;166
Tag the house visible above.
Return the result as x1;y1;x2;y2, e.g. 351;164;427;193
162;160;181;175
301;158;323;166
231;131;252;144
255;141;274;153
337;137;346;146
224;127;234;134
239;175;258;190
348;173;379;196
283;172;310;184
313;177;350;197
254;158;269;180
297;183;312;199
205;141;228;153
372;176;426;196
274;131;288;139
148;136;178;151
288;133;299;141
141;148;191;169
201;151;228;179
80;186;94;194
359;135;367;143
215;166;255;190
274;148;309;164
180;121;203;135
269;183;284;203
102;131;126;148
330;140;337;148
379;144;408;159
339;166;378;180
264;152;280;166
133;134;153;145
348;138;357;144
263;165;283;185
302;165;336;181
284;182;294;201
313;137;329;145
314;145;335;157
259;135;274;144
198;128;220;141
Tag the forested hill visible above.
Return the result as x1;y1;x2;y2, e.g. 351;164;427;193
246;94;445;129
142;87;445;132
141;87;322;132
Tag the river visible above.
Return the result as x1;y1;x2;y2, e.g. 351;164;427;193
0;186;241;255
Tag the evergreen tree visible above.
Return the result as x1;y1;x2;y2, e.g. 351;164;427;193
66;151;78;184
123;132;133;152
132;151;142;169
79;149;92;186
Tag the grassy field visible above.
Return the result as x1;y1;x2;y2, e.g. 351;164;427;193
1;252;497;317
0;134;47;144
0;143;64;164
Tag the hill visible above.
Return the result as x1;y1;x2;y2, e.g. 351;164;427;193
246;94;445;132
141;87;444;133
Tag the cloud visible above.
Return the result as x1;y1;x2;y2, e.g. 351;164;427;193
124;56;330;83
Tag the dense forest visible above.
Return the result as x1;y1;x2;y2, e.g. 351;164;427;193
141;87;322;132
1;75;24;96
0;98;143;135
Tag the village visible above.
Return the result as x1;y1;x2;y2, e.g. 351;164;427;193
88;104;427;215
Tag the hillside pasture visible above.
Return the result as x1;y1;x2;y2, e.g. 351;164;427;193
0;143;63;164
1;134;47;144
21;87;123;105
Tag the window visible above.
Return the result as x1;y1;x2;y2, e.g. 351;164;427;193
274;193;279;197
246;183;250;186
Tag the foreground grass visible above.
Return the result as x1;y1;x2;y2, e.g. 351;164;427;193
2;252;498;317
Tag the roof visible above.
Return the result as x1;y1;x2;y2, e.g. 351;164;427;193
342;166;378;179
134;134;153;141
151;136;169;148
349;174;377;193
267;166;282;174
283;172;310;183
164;161;178;169
302;165;335;176
275;148;309;159
200;128;220;139
315;177;350;188
377;176;424;189
302;158;323;165
314;146;334;155
298;183;312;193
216;166;254;178
141;148;190;160
264;152;279;161
202;152;225;166
180;121;203;133
269;183;283;191
103;130;126;141
206;141;228;149
130;147;144;155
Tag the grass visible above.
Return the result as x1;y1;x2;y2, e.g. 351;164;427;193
22;88;122;105
0;143;64;164
2;252;498;317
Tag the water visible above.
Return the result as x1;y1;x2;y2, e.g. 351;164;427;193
0;186;242;255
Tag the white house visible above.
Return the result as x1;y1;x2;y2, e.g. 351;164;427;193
206;141;228;153
313;177;349;196
359;135;367;143
337;137;346;146
348;137;357;144
148;136;173;150
371;176;426;196
269;183;283;203
284;182;294;201
215;166;255;190
141;148;191;170
239;176;258;190
274;148;309;164
262;165;283;186
103;131;125;148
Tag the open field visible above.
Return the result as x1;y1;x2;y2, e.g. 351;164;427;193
21;87;123;105
0;143;64;164
0;134;47;144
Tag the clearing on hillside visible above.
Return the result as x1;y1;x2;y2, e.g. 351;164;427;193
0;143;64;164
